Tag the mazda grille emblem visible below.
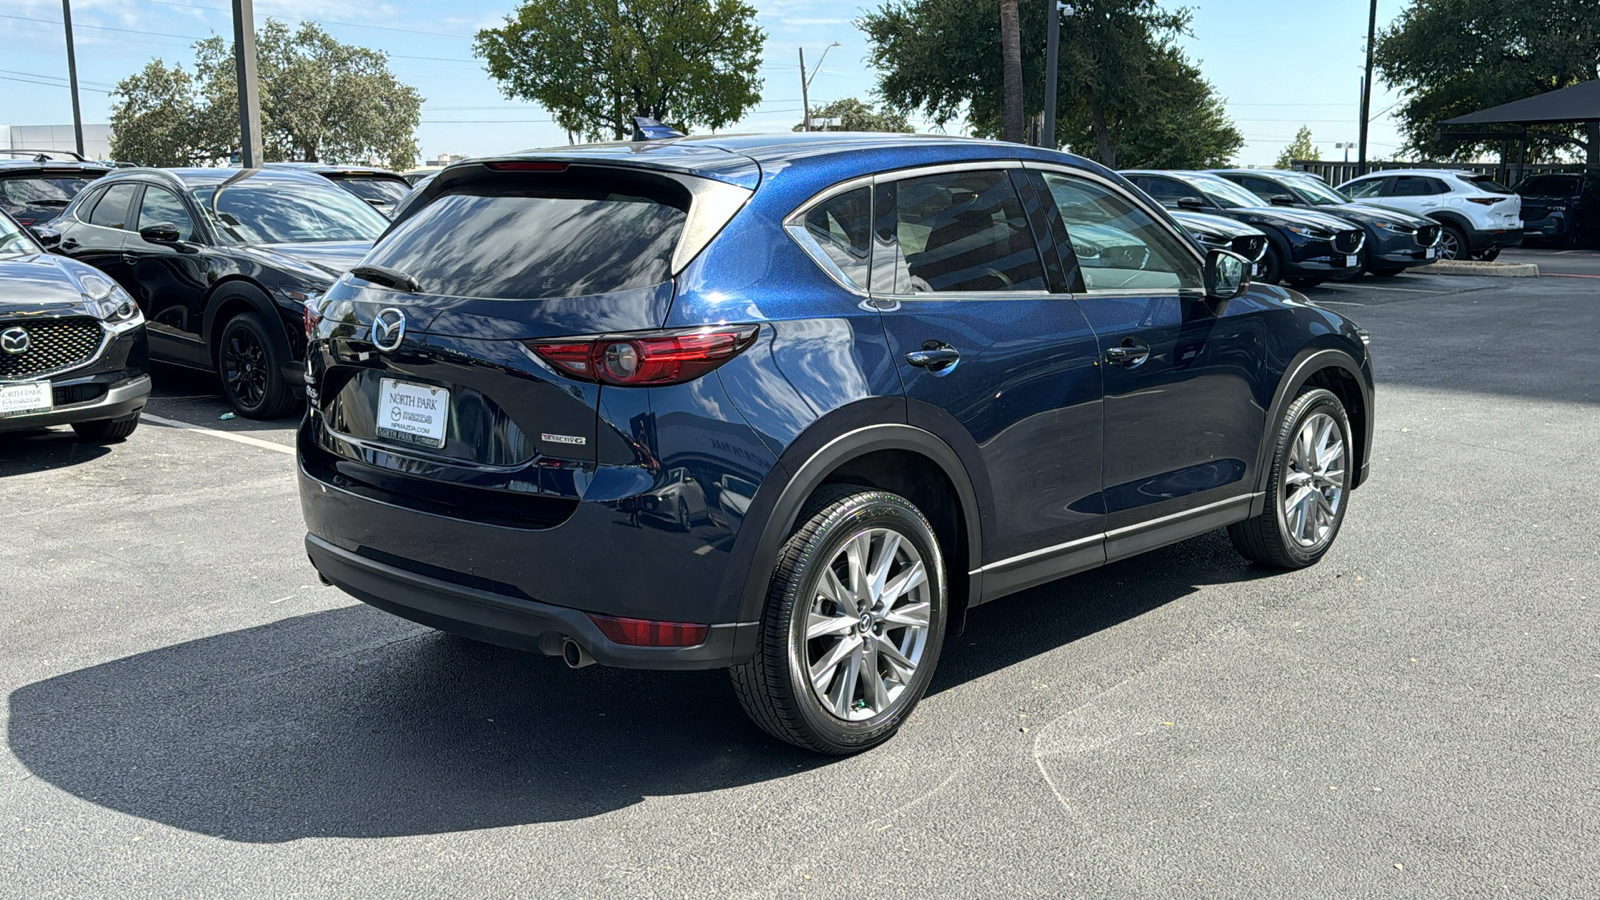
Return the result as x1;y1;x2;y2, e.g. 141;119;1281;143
370;308;406;353
0;327;29;356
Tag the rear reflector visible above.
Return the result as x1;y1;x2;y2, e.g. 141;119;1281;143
588;614;709;647
485;161;569;172
527;325;759;386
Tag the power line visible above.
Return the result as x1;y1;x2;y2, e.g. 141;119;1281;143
0;72;111;93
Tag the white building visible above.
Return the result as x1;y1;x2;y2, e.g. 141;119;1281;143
2;124;113;160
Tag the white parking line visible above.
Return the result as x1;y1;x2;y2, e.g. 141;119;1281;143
141;413;295;456
1330;284;1449;294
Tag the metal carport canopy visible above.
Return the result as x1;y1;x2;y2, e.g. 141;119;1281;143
1442;80;1600;125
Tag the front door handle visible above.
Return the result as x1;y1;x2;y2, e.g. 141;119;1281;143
1105;338;1151;368
906;341;960;374
60;238;79;251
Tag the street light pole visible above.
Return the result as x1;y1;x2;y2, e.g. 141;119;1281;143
799;43;840;132
1357;0;1377;177
232;0;263;167
1042;1;1063;148
61;0;85;158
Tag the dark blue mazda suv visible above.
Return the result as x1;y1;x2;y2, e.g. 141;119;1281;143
298;133;1374;753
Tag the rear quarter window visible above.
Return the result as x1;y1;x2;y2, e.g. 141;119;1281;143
1461;175;1514;194
367;173;690;300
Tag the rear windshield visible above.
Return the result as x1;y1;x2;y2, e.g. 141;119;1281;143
364;173;689;300
1462;175;1514;194
334;176;410;205
1517;174;1582;195
0;175;100;210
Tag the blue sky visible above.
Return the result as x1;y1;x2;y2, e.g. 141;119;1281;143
1;0;1409;166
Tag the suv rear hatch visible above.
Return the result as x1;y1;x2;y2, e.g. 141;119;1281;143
306;159;753;525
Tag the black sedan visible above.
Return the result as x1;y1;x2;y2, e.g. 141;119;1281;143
1122;170;1366;289
1212;168;1442;278
265;163;413;218
39;167;387;417
1169;208;1269;276
0;209;149;441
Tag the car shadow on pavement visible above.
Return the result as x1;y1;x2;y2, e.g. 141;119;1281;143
7;530;1272;843
0;429;114;475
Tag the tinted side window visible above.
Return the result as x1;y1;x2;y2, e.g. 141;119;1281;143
137;187;197;241
88;184;139;229
1041;172;1201;293
794;185;871;290
893;170;1045;293
1344;179;1384;199
1239;176;1288;199
1137;177;1204;207
1390;176;1441;197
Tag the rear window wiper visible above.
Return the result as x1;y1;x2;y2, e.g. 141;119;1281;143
350;264;421;293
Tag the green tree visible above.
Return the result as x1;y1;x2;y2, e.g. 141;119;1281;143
110;22;422;169
861;0;1241;168
475;0;765;141
108;61;218;166
1374;0;1600;163
793;97;913;132
1275;125;1320;168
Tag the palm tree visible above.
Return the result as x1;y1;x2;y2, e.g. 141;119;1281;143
999;0;1025;142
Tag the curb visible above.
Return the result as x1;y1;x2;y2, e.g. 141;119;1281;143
1422;261;1540;277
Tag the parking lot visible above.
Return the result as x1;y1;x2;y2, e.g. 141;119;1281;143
3;256;1598;897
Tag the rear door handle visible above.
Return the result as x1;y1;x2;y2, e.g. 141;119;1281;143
906;342;960;373
1105;339;1151;368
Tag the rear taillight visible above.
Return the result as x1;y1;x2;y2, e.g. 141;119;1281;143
1466;197;1503;206
527;325;759;386
588;614;709;647
15;217;33;226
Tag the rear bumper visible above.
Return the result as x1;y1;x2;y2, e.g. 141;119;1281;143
1468;226;1523;252
306;533;756;669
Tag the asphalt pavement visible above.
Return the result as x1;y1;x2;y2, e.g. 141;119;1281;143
2;256;1597;898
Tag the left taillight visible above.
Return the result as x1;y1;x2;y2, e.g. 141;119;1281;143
303;303;323;339
527;325;759;386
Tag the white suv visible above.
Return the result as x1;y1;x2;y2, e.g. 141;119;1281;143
1337;170;1522;261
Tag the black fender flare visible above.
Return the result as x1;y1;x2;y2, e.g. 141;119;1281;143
1424;209;1473;236
732;417;985;626
201;280;293;369
1252;345;1373;513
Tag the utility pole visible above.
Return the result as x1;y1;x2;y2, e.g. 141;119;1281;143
232;0;263;167
798;43;841;133
61;0;84;157
799;47;809;132
1042;1;1064;149
1357;0;1377;177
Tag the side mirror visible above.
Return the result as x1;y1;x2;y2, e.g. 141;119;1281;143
1176;196;1205;211
139;223;182;245
1204;249;1251;314
29;226;61;249
1268;194;1296;206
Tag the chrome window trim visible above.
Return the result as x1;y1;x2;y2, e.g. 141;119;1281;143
782;174;876;297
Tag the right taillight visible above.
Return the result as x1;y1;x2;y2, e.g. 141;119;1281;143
1466;197;1502;206
527;325;759;386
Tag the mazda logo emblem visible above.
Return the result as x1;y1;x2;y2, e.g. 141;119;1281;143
0;327;29;356
370;308;406;353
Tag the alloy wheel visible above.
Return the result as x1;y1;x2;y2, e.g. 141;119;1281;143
223;329;269;411
799;527;932;721
1281;411;1347;548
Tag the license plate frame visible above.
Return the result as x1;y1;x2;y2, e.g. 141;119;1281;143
0;381;52;417
375;377;450;449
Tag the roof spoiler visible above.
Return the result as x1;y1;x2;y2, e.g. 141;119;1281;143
632;117;685;141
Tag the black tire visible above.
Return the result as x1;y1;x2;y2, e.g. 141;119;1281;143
731;485;948;754
1287;277;1325;290
71;411;141;443
677;497;691;531
1437;224;1469;260
1228;387;1353;570
1259;243;1286;285
1475;245;1501;262
217;312;298;419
